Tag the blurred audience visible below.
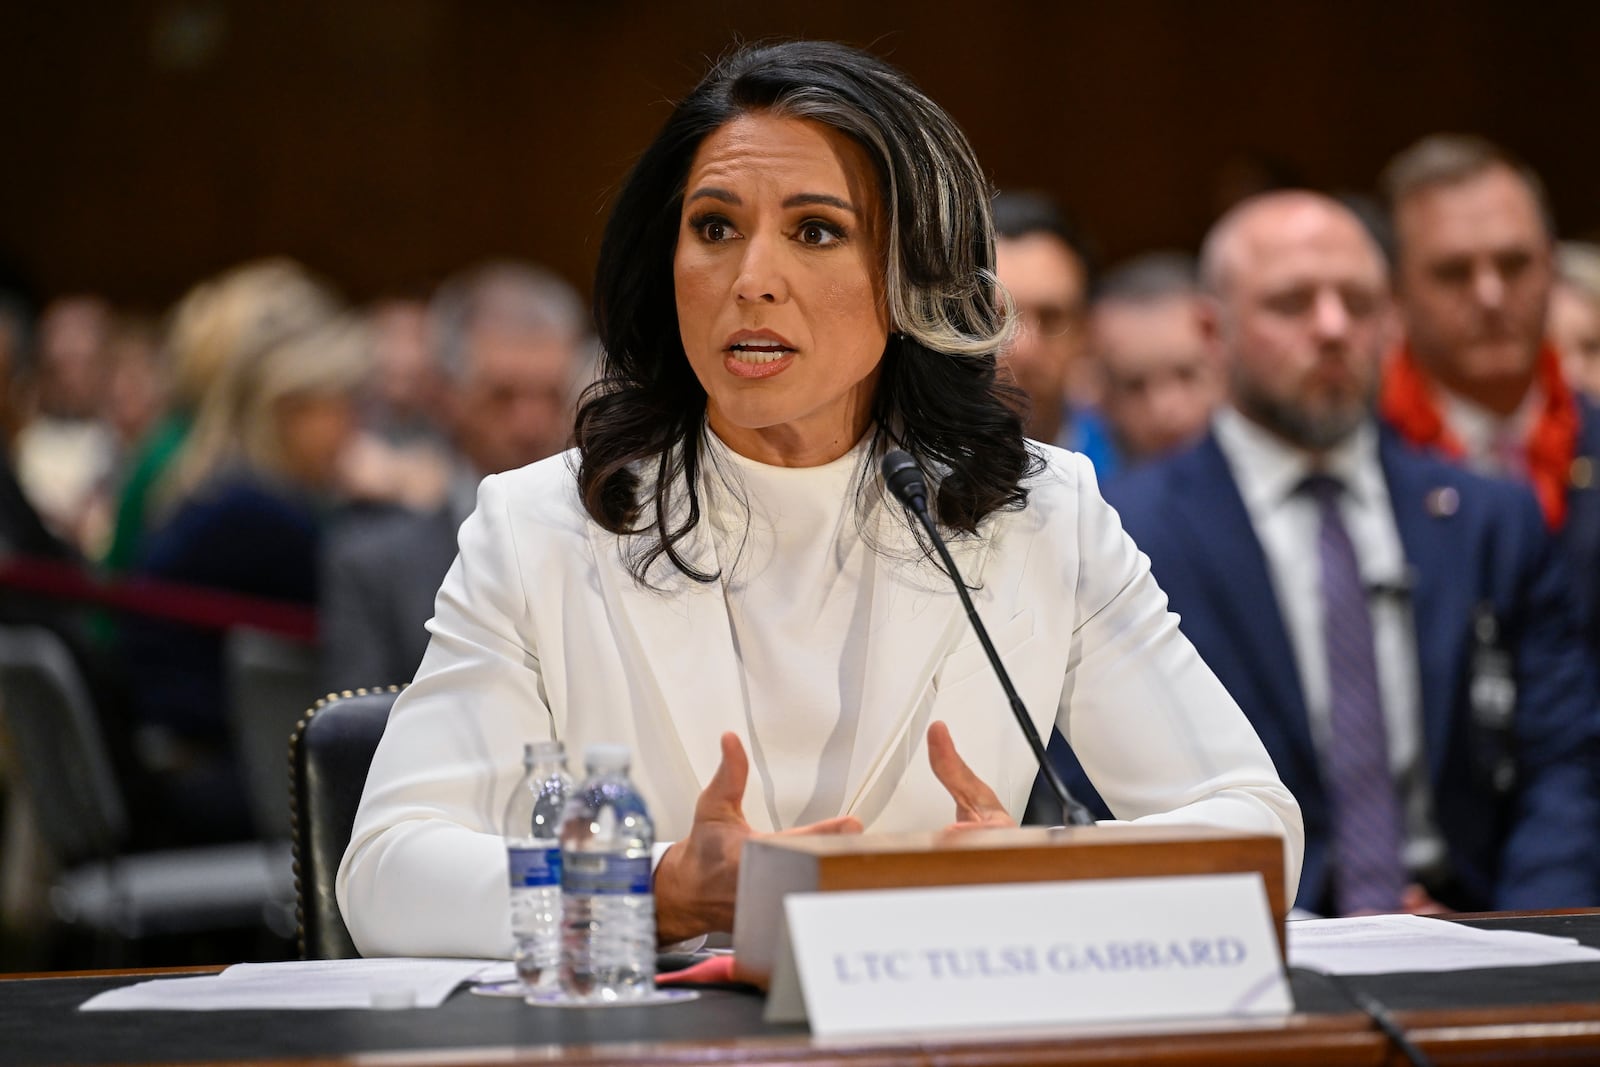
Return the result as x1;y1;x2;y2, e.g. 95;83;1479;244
364;297;444;443
125;294;368;845
336;297;454;513
320;261;587;693
102;315;165;463
0;292;34;452
12;297;116;555
992;191;1119;476
1061;191;1600;914
1376;134;1600;653
103;260;338;573
0;292;146;889
1553;242;1600;402
1089;252;1220;469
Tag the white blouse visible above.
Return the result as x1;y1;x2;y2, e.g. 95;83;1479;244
703;430;876;830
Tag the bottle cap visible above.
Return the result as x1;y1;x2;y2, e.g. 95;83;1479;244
527;739;565;763
584;742;631;770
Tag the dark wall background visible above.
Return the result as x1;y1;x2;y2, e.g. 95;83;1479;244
2;0;1596;309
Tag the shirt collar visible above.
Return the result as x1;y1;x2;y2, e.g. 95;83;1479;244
1213;406;1383;512
1437;379;1544;467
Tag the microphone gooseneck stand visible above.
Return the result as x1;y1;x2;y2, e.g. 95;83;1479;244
880;450;1095;826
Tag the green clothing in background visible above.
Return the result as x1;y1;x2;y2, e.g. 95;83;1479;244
103;415;190;571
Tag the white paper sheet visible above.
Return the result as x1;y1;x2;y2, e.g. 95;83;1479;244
1287;914;1600;975
79;957;502;1011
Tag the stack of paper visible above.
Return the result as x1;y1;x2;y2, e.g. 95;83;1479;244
79;957;500;1011
1288;914;1600;975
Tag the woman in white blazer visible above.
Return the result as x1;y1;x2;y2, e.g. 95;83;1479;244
338;40;1303;960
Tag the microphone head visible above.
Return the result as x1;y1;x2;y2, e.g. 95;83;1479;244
880;449;928;511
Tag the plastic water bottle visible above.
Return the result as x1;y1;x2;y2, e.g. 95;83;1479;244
503;740;572;994
559;743;656;1001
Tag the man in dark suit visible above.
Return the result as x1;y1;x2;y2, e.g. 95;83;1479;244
319;263;588;693
1377;134;1600;655
1063;191;1600;915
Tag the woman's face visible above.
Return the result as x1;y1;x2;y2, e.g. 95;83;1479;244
673;112;890;467
277;390;358;489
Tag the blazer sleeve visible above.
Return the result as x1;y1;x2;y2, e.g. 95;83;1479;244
336;474;547;959
1054;453;1306;897
1493;489;1600;908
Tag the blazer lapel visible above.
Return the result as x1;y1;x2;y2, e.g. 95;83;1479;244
1173;437;1319;776
583;479;759;824
1380;433;1466;782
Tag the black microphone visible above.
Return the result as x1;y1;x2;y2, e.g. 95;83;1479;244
879;449;1095;826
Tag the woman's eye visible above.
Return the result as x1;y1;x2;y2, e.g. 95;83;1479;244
690;215;735;242
798;221;841;246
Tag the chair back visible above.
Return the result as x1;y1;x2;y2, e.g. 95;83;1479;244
289;686;397;959
0;625;127;866
226;627;319;840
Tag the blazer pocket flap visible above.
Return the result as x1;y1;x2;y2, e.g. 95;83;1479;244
935;609;1035;689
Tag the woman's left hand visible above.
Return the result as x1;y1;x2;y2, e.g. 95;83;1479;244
927;720;1016;831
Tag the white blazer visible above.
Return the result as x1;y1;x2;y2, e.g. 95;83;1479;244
337;444;1304;959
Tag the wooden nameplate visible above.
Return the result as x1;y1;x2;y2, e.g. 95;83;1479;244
732;824;1289;988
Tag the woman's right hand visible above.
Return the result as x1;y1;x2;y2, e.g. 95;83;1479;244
653;731;862;945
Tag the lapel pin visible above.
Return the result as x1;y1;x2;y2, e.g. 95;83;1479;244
1425;486;1460;518
1572;457;1594;491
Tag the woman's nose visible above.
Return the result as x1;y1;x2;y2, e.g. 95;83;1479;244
735;234;789;304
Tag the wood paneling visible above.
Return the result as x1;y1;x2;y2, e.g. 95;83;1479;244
2;1;1596;308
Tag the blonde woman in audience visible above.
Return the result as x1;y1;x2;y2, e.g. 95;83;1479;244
126;312;370;844
103;259;337;571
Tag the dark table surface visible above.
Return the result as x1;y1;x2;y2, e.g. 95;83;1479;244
4;913;1600;1067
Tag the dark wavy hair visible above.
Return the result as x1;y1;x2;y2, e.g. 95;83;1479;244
576;39;1037;582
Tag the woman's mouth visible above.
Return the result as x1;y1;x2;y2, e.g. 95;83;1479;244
728;341;794;364
724;341;796;379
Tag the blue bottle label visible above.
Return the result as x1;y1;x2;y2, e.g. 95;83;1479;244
508;845;561;888
562;853;652;896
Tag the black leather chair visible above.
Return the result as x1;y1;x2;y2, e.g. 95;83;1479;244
0;623;294;958
288;686;399;960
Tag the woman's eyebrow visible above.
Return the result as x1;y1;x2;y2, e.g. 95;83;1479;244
684;186;739;206
784;193;855;212
682;187;856;214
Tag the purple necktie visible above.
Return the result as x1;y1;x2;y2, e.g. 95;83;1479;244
1302;474;1407;914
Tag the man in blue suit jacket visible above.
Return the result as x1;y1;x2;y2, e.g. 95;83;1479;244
1056;191;1600;915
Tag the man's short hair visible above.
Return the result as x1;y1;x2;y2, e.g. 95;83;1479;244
429;261;586;383
1379;133;1555;240
991;190;1098;287
1093;251;1198;306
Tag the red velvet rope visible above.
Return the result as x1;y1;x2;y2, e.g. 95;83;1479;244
0;555;317;642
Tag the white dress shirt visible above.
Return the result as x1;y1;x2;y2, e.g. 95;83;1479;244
1439;382;1543;480
1213;408;1445;879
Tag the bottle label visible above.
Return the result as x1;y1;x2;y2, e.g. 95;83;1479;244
562;853;652;896
508;845;562;888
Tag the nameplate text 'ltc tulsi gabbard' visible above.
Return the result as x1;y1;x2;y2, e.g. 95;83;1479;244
777;873;1290;1036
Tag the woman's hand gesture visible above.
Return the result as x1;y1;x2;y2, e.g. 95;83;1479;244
653;732;862;944
927;720;1016;831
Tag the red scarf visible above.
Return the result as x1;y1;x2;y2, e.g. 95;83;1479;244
1379;341;1579;529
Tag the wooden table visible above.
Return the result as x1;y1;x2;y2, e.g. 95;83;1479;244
5;912;1600;1066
